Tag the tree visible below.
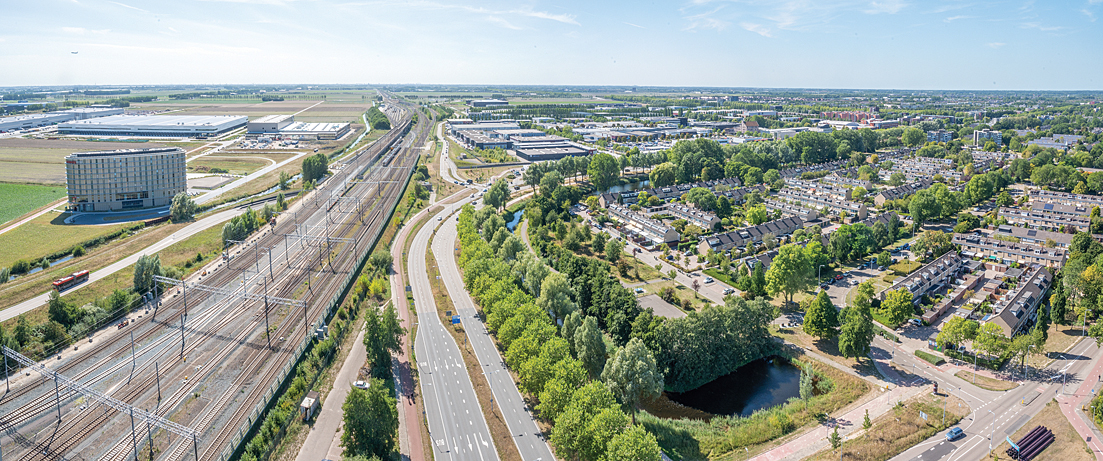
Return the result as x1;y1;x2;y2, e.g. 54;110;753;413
903;128;926;147
889;171;906;186
605;238;624;264
766;244;812;306
484;179;510;212
278;171;291;190
602;337;663;424
804;290;839;340
912;230;953;260
538;272;577;322
829;425;842;449
551;382;619;460
863;409;872;430
838;304;874;359
368;250;393;273
591;232;607;255
649;162;677;187
604;424;662;461
363;303;406;378
879;288;914;327
746;205;769;225
341;380;398;459
935;316;979;350
974;322;1008;359
877;251;891;268
47;291;80;329
302;153;329;183
133;254;162;295
588;153;620;191
575;316;607;380
799;363;814;400
170;192;197;223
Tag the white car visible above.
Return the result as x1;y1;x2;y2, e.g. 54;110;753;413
353;380;369;390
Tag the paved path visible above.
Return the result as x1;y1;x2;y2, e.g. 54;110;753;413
0;198;66;236
1056;339;1103;459
293;325;367;461
195;149;309;204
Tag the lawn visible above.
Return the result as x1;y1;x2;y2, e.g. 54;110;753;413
772;325;882;379
954;370;1019;391
0;212;132;269
1030;324;1085;368
889;259;922;275
0;183;65;227
992;399;1092;461
805;392;969;461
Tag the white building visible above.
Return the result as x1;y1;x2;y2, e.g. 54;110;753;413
59;115;248;138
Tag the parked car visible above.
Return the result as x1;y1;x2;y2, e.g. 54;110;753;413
723;288;734;295
820;284;829;290
353;381;369;390
946;427;964;441
835;274;844;281
634;287;644;294
704;277;714;284
908;318;923;326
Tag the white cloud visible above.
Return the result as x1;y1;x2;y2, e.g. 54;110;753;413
108;1;148;13
865;0;907;14
740;22;772;37
486;16;522;30
1020;21;1062;31
62;27;111;34
944;15;971;22
512;9;579;26
987;42;1005;48
1082;9;1096;22
684;6;729;31
623;22;645;29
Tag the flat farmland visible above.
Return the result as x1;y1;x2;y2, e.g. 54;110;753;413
0;138;168;184
294;104;371;123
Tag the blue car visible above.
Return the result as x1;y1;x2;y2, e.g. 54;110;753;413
946;427;964;441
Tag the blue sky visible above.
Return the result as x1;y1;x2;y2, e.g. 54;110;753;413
1;0;1099;89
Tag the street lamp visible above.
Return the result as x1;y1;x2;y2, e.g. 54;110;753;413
818;265;826;285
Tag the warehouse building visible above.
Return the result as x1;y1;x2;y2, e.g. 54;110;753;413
247;114;351;140
59;115;248;138
0;107;123;132
65;147;186;212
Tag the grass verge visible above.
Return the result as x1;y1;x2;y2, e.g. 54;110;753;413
0;182;64;226
954;371;1019;391
805;392;969;461
993;399;1093;461
0;212;132;269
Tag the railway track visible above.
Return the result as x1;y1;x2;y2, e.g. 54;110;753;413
1;96;428;461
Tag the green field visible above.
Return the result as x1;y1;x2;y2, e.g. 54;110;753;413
0;183;65;227
188;157;272;175
0;212;131;269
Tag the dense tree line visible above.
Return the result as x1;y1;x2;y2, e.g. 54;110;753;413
301;153;330;184
365;105;391;130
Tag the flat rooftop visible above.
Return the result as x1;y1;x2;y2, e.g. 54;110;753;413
67;147;185;158
63;115;246;127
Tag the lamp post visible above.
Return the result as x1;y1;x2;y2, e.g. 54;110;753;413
818;265;826;286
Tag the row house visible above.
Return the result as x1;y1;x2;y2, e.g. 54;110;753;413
599;177;746;207
987;266;1052;337
764;198;822;222
665;203;722;230
776;189;868;221
820;173;873;190
1029;189;1103;211
779;159;848;179
879;251;965;303
1030;201;1091;217
953;233;1067;268
608;204;680;245
698;216;806;254
994;225;1074;248
784;178;853;201
874;179;933;206
999;207;1090;232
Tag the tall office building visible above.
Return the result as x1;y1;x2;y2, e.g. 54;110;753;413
65;147;186;212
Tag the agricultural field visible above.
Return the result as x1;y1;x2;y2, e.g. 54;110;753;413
0;212;131;269
0;138;166;184
0;183;65;227
294;104;373;123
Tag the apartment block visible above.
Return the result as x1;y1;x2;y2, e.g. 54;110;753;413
973;129;1002;146
776;189;868;220
764;199;822;222
987;266;1051;337
993;225;1074;248
926;130;953;143
1029;189;1103;210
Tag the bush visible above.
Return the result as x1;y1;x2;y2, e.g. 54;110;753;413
914;350;945;366
72;245;86;257
11;259;30;274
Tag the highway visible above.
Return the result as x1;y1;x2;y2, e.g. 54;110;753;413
433;201;557;461
410;196;499;461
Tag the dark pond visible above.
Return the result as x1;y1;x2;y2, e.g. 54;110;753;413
665;356;801;418
506;210;524;232
600;179;650;195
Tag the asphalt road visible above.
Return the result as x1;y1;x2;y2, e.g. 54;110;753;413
434;201;557;461
410;198;499;461
885;335;1102;461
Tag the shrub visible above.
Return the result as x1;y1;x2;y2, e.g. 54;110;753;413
72;245;86;257
914;350;945;366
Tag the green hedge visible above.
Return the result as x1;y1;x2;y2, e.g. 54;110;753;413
914;350;945;366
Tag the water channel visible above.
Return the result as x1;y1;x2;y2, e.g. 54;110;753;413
665;356;802;418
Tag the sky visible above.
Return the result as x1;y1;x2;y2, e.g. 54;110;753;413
1;0;1100;90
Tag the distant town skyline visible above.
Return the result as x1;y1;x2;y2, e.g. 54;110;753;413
2;0;1100;90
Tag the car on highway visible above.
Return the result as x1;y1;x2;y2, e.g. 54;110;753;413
946;427;964;441
437;216;442;221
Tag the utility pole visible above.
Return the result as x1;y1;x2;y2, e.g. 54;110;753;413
263;276;271;348
128;331;135;385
